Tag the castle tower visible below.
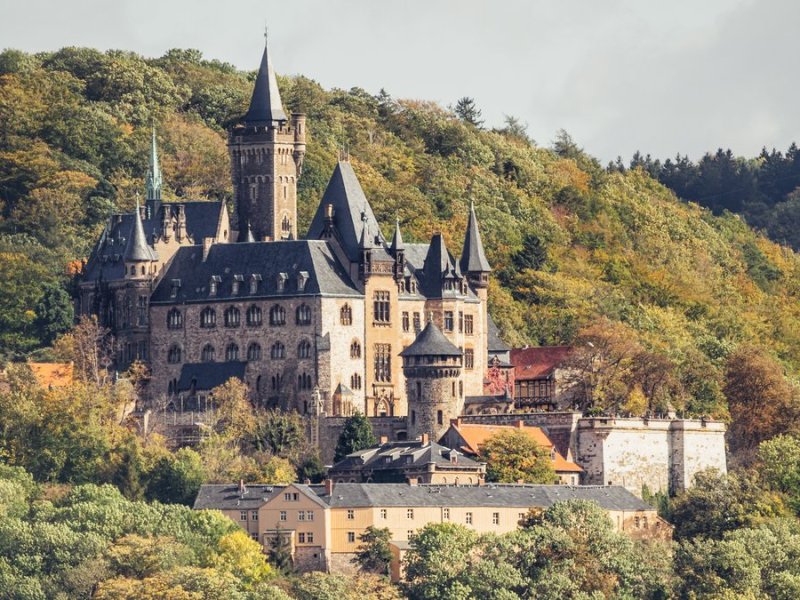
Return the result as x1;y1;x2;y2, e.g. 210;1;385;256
460;201;491;293
228;37;306;242
123;200;158;280
402;320;464;442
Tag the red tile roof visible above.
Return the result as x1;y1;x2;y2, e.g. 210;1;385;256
510;346;573;380
28;362;73;388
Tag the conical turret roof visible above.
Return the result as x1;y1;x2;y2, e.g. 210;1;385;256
124;200;157;262
243;222;256;243
244;41;288;125
145;126;162;201
400;320;462;357
460;201;491;273
390;217;404;253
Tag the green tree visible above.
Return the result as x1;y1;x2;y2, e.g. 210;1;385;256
334;413;376;462
479;429;556;484
453;96;483;128
267;524;294;574
33;282;74;346
146;447;205;505
353;526;393;575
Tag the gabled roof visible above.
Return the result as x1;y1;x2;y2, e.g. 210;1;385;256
306;161;386;263
510;346;573;380
417;233;462;299
449;421;554;455
330;440;481;473
460;202;491;274
150;240;360;303
176;362;247;392
400;320;462;358
124;202;157;262
243;42;288;124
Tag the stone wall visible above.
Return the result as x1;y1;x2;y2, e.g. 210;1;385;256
317;416;407;464
458;412;582;459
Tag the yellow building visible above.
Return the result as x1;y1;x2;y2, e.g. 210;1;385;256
194;480;670;575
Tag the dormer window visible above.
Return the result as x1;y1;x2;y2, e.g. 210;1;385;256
249;274;261;295
232;274;243;295
209;275;221;296
170;279;181;299
297;271;309;292
277;272;288;292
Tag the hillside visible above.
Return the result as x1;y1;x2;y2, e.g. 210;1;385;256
2;47;800;423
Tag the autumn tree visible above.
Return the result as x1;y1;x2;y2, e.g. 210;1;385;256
724;345;800;456
479;429;556;484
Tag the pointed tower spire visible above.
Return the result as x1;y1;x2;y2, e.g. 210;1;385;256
244;36;288;125
460;201;491;275
390;217;405;253
145;126;162;203
125;199;157;263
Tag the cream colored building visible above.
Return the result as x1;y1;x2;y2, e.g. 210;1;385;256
194;480;670;575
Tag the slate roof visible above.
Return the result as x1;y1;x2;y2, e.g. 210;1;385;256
176;362;247;392
194;483;284;510
83;201;224;281
400;321;462;358
243;43;288;124
316;483;652;511
511;346;573;380
151;240;360;303
488;315;511;353
418;233;462;299
307;161;387;263
390;218;404;253
124;203;158;262
330;440;481;473
460;202;491;274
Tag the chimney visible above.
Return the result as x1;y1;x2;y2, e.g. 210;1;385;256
202;237;214;262
303;478;311;485
408;477;418;486
379;435;389;444
238;479;246;496
516;419;525;429
324;479;334;496
421;433;429;446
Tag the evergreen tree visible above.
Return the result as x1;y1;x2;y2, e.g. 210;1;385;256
334;413;376;462
267;524;294;573
454;96;484;128
353;526;393;575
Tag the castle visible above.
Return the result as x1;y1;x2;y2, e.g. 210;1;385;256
77;40;727;495
77;40;496;434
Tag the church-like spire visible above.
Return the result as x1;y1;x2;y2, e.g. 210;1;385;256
459;201;491;274
145;126;162;203
124;199;157;263
244;35;288;125
243;221;256;243
390;217;404;253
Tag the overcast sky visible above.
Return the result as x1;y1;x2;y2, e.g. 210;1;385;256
1;0;797;163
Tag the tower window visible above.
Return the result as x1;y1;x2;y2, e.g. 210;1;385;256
465;349;474;370
444;311;454;332
167;308;183;329
201;344;215;362
402;312;409;332
269;305;286;326
200;307;216;328
374;344;391;383
224;306;240;328
270;342;286;360
225;343;239;362
458;311;464;333
137;296;148;326
373;291;390;324
437;410;443;425
298;373;312;390
246;305;262;326
350;340;362;359
249;183;257;201
247;343;261;361
350;373;362;390
167;345;182;364
413;312;421;333
465;315;474;335
296;304;312;325
298;340;312;359
340;304;352;325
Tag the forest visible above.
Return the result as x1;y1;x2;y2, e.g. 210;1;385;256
3;45;800;597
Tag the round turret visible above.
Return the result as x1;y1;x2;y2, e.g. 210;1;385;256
401;320;464;442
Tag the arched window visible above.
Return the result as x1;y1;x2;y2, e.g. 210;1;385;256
200;307;216;328
225;343;239;361
167;308;183;329
269;304;286;326
350;340;362;359
296;304;311;325
201;344;215;362
247;342;262;361
350;373;362;390
224;306;240;328
298;372;312;390
271;374;282;391
271;342;285;360
377;400;389;417
340;304;352;326
246;305;262;326
167;345;182;364
298;340;312;359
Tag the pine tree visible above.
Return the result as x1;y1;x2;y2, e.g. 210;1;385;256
334;413;376;462
454;96;484;128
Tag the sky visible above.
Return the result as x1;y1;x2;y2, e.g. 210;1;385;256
1;0;798;163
